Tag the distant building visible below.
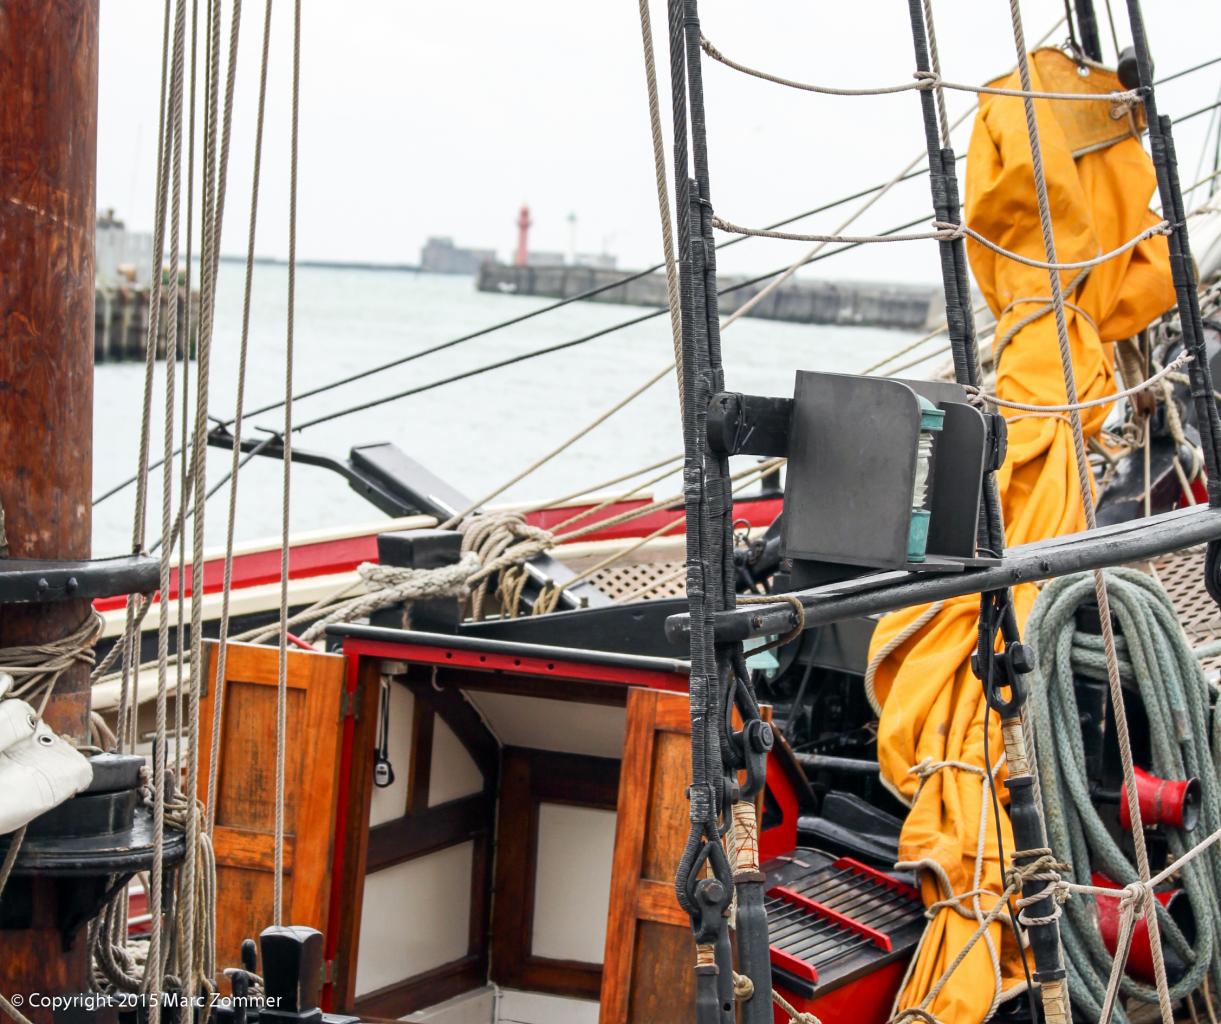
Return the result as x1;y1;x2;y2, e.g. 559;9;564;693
573;252;617;270
96;209;153;285
525;251;567;267
420;236;497;275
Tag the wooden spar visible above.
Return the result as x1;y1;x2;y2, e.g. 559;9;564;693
0;0;99;1013
0;0;98;739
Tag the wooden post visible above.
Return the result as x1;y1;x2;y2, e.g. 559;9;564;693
0;0;99;1013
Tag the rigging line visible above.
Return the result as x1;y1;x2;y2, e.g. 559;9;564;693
116;0;176;760
439;364;675;528
208;0;265;841
1008;1;1172;1020
860;303;987;376
637;0;684;414
285;213;932;433
701;34;1140;103
1156;54;1221;88
88;167;950;510
174;0;202;778
514;452;684;514
183;0;236;989
148;0;188;1015
275;0;302;929
1175;99;1221;128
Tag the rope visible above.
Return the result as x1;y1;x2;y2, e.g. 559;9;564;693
698;35;1141;103
1027;569;1221;1022
1004;2;1175;1018
637;0;684;413
952;217;1174;272
439;365;675;529
274;0;302;929
863;601;945;715
711;214;1174;276
147;0;188;1013
966;351;1193;413
0;613;103;716
299;555;481;642
712;216;958;245
208;0;267;839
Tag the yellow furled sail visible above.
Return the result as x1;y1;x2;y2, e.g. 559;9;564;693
869;50;1175;1023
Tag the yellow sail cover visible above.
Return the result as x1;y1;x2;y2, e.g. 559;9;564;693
869;51;1174;1022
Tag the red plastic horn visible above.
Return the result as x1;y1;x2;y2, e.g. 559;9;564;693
1119;765;1201;831
1093;873;1194;986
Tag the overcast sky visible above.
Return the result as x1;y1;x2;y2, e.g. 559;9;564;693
97;1;1221;284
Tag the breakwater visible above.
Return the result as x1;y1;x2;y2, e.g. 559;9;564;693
95;286;199;363
477;262;942;331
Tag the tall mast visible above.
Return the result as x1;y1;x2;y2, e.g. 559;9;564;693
0;0;99;1011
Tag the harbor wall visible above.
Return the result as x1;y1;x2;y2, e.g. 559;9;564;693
476;262;942;331
94;285;200;363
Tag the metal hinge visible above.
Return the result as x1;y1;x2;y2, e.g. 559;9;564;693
340;688;360;720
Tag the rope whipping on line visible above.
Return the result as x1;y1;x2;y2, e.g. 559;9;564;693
666;2;776;1023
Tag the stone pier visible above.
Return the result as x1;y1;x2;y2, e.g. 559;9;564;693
476;262;942;331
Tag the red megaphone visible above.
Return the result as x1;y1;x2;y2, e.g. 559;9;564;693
1119;766;1201;832
1093;873;1194;986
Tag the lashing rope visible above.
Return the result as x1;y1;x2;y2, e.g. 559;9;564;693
699;35;1142;104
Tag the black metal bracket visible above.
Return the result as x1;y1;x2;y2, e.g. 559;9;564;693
206;429;609;612
0;554;158;605
666;503;1221;644
707;393;792;457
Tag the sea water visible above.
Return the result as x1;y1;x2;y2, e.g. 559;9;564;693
91;264;929;555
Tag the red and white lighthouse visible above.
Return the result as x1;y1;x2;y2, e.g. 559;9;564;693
515;204;532;267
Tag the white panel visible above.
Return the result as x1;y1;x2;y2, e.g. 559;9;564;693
369;685;413;827
354;842;473;997
529;804;616;965
429;715;484;807
463;692;626;758
496;989;599;1024
405;984;495;1023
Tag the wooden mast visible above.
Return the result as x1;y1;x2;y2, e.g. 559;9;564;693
0;0;100;1012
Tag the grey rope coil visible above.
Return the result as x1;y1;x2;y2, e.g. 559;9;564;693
1026;569;1221;1022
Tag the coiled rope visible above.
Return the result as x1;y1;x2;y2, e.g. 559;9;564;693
1026;569;1221;1022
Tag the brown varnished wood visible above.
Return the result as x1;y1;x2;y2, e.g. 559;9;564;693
406;675;499;781
198;641;345;975
354;953;485;1019
336;661;499;1017
365;793;493;871
600;689;713;1024
405;695;434;814
490;747;619;1001
0;3;99;1013
330;657;381;1012
0;0;98;742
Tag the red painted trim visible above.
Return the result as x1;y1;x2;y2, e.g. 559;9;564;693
339;636;688;692
769;944;818;983
93;496;782;613
760;753;801;863
773;956;909;1024
769;886;891;952
322;652;363;1011
833;856;921;902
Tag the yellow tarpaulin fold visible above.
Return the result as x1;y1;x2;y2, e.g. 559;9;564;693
870;51;1174;1024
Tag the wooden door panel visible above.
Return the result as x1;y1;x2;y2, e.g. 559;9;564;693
199;640;346;974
